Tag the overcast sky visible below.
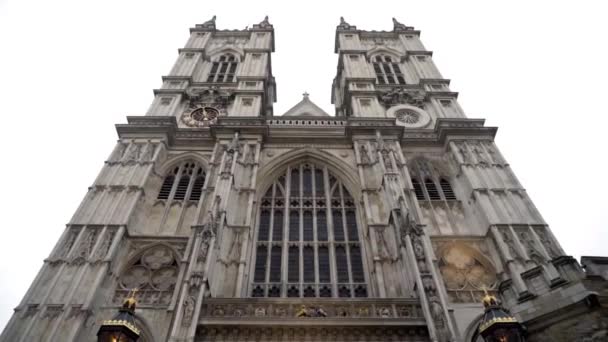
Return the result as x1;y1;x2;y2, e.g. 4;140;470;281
0;0;607;331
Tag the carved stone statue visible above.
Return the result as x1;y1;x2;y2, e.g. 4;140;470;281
182;295;195;326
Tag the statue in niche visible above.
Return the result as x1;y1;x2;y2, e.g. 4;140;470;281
429;295;448;342
197;228;214;264
359;143;370;164
182;295;195;326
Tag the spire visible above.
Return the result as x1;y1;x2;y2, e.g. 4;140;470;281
337;16;356;30
253;15;273;29
201;15;216;29
392;17;413;32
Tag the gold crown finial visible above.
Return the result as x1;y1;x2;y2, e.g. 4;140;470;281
481;286;497;307
123;288;138;311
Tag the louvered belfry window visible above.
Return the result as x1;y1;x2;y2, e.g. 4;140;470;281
409;160;457;201
372;55;405;85
156;161;206;201
206;54;238;83
251;163;368;298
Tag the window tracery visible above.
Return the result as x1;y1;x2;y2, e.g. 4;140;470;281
372;55;405;85
251;162;367;298
409;159;457;201
157;161;206;202
206;53;238;83
113;245;180;307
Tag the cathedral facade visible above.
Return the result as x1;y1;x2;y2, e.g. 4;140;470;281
1;16;606;342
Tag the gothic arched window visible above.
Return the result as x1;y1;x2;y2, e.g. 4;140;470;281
157;161;206;201
251;162;368;298
409;160;457;201
207;53;238;83
372;55;405;85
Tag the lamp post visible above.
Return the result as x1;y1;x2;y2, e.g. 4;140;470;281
97;290;140;342
478;292;526;342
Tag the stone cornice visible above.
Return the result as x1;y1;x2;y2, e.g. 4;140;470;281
115;116;497;148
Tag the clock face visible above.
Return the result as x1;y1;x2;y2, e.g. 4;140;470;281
191;107;219;122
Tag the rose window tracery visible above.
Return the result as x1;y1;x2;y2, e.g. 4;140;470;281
396;110;420;124
114;245;179;306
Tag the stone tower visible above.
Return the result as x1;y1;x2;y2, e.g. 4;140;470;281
1;16;606;342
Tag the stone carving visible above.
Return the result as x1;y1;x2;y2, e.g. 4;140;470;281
457;142;471;164
112;142;128;162
337;17;356;30
358;143;371;164
378;307;391;317
471;142;488;165
123;143;142;162
182;295;195;327
379;88;426;108
57;228;80;259
381;149;394;172
200;15;216;29
501;229;521;260
93;228;116;261
396;109;420;124
181;87;234;127
70;228;99;264
429;296;449;342
114;245;179;306
140;142;156;162
392;17;411;31
484;142;502;164
437;244;497;303
517;229;546;264
254;307;266;317
256;16;272;29
196;326;429;341
296;305;327;318
534;227;560;258
197;226;215;264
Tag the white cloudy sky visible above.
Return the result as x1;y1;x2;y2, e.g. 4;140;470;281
0;0;607;331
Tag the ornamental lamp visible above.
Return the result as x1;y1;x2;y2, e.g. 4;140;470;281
478;292;526;342
97;290;140;342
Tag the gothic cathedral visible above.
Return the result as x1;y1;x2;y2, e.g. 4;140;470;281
2;16;606;342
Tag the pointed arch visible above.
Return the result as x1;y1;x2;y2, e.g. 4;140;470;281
256;147;360;203
365;46;403;60
157;152;210;176
408;157;457;201
250;151;368;298
206;47;245;61
155;156;208;202
435;242;498;303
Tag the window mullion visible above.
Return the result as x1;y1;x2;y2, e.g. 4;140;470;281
264;184;275;289
281;185;289;297
339;184;354;297
324;167;339;298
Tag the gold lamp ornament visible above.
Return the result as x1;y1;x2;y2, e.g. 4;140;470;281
478;288;526;342
97;289;141;342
